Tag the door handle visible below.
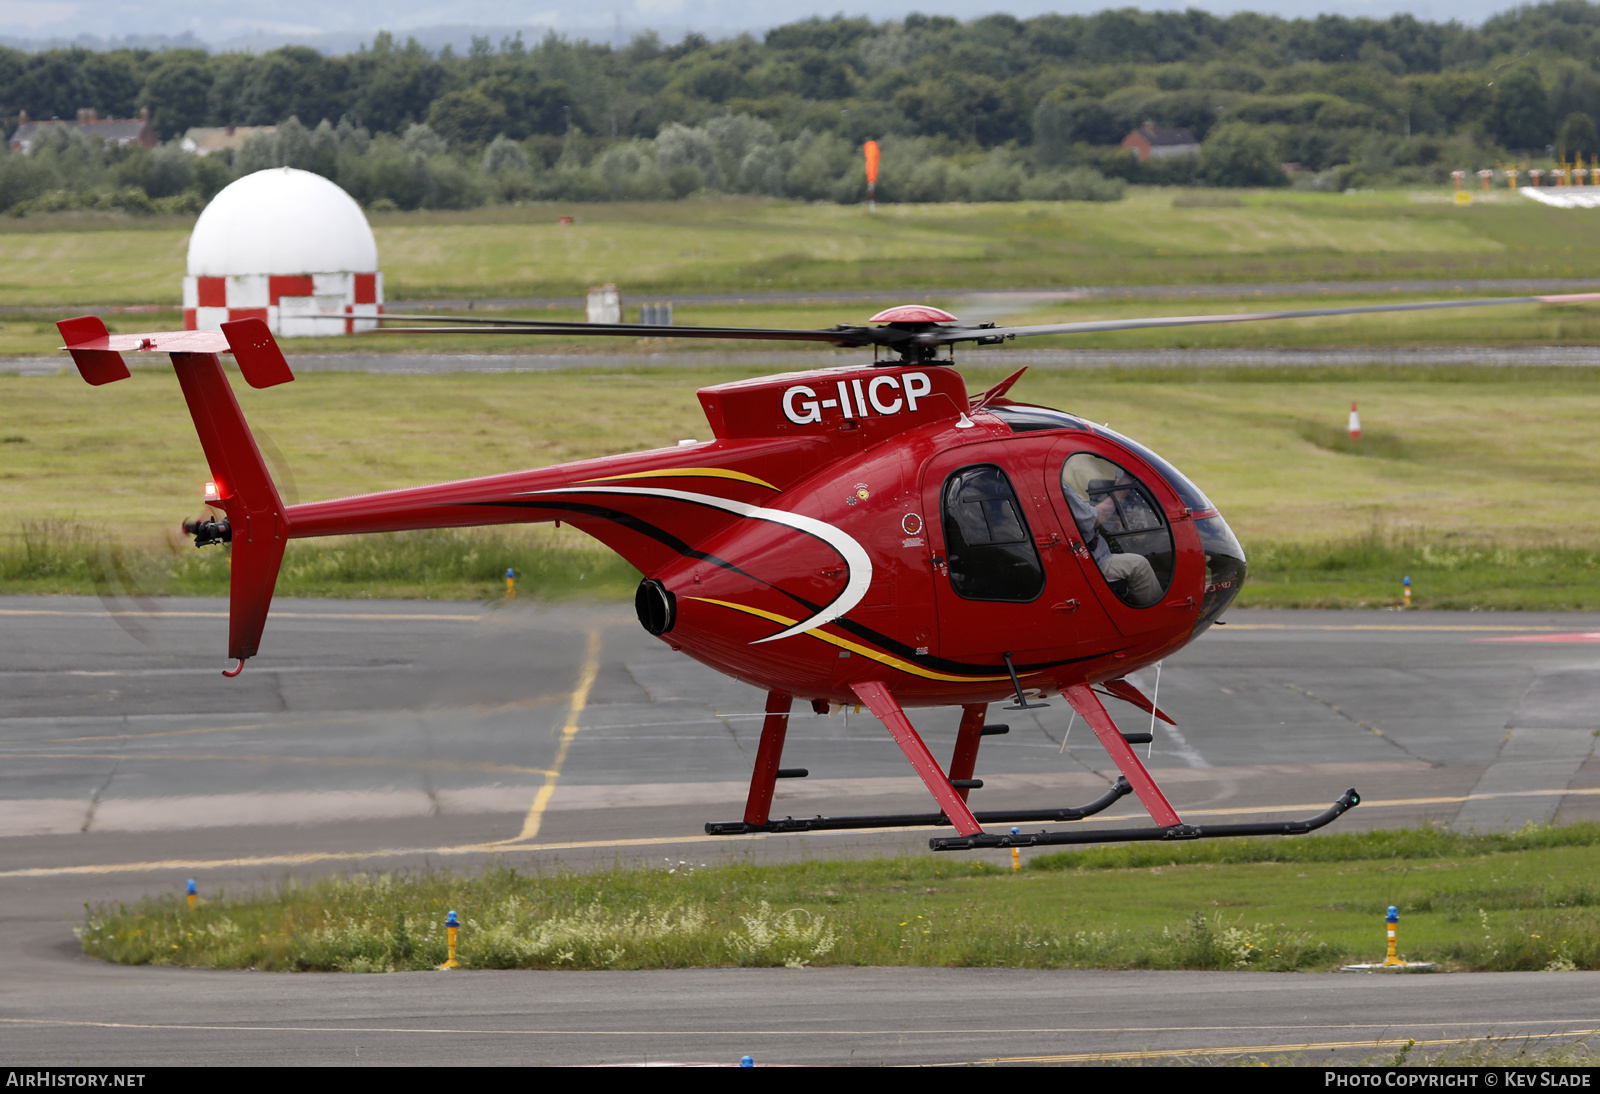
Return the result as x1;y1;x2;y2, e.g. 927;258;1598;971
1051;600;1079;613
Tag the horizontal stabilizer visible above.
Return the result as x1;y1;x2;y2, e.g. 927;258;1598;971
57;318;292;390
59;322;230;356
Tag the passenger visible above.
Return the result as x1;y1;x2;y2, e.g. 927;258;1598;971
1064;487;1163;607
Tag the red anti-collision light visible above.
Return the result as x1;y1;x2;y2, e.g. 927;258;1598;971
868;305;958;324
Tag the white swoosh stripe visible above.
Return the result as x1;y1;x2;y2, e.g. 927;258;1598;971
521;486;872;644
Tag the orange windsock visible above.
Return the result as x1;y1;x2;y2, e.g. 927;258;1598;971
864;140;880;184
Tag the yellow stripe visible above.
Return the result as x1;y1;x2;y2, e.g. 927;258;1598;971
12;786;1600;878
0;1018;1591;1043
506;630;603;843
577;467;779;490
687;596;1012;684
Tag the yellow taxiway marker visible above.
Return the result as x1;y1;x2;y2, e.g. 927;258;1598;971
507;629;602;844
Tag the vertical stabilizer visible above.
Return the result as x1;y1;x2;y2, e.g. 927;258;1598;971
169;351;288;667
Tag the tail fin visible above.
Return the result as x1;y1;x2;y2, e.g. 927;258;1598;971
58;317;296;670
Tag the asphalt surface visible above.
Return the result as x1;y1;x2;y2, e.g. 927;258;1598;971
12;276;1600;318
2;599;1598;1065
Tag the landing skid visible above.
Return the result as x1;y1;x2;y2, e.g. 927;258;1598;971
929;788;1360;851
706;776;1133;835
713;683;1360;852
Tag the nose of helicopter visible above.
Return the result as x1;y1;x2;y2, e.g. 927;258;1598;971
1192;508;1246;637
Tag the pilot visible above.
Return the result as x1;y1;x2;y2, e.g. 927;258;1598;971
1064;487;1163;607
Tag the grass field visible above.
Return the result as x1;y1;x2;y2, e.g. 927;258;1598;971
8;189;1600;309
9;362;1600;605
7;362;1600;544
78;823;1600;974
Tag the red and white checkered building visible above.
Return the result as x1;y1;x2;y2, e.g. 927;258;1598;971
183;167;383;338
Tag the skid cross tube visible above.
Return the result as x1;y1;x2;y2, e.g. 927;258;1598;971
705;776;1133;835
928;788;1360;851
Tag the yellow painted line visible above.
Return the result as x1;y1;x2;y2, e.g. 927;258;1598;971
578;467;779;490
507;629;603;843
0;832;762;879
1138;786;1600;820
1222;623;1567;632
0;609;482;621
979;1028;1600;1065
0;750;556;779
33;722;273;744
4;700;561;745
688;597;1013;684
8;786;1599;880
1;1017;1594;1044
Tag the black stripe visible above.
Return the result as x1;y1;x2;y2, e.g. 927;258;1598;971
776;586;1112;676
477;499;766;585
461;499;1120;678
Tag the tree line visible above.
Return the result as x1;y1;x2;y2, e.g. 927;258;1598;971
9;2;1600;213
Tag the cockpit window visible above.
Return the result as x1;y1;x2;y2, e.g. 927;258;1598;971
1088;424;1215;514
1061;453;1174;607
941;464;1045;602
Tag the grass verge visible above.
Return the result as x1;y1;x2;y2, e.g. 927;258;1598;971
80;823;1600;973
0;521;640;601
1240;534;1600;609
8;520;1600;609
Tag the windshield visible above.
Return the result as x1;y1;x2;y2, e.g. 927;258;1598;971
989;401;1244;628
1087;424;1216;515
1194;514;1246;638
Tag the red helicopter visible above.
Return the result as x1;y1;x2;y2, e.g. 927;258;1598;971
55;290;1600;851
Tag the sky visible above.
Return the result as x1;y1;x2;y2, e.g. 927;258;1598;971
0;0;1532;52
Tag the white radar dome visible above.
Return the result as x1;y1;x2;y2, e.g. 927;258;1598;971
181;167;383;338
186;167;378;277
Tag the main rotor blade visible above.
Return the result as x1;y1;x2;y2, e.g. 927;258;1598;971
923;292;1600;344
370;322;890;346
310;291;1600;353
365;312;595;327
307;311;895;346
